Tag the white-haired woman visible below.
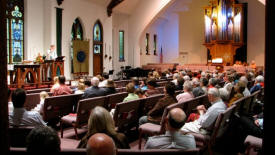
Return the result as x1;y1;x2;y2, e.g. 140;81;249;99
176;81;194;103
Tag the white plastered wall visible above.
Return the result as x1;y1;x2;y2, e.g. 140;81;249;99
24;0;113;79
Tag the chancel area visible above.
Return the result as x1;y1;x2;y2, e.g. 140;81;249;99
0;0;270;155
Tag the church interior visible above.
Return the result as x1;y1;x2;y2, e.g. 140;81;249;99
0;0;273;154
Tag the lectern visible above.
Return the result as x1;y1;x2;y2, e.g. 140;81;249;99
41;57;64;83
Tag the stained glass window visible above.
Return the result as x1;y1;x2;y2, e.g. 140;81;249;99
153;34;157;55
71;18;83;40
71;18;84;73
93;23;101;42
146;33;149;55
93;20;103;54
6;1;24;64
119;31;124;61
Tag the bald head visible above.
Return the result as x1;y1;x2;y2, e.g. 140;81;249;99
167;108;186;130
86;133;116;155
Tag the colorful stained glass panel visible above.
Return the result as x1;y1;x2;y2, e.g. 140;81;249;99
11;19;23;63
119;31;124;61
93;23;101;41
94;45;101;54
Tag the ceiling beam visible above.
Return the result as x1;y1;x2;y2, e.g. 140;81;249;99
107;0;124;17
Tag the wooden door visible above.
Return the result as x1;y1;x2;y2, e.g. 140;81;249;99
93;20;103;76
93;44;103;75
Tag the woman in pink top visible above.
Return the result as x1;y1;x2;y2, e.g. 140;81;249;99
176;81;194;103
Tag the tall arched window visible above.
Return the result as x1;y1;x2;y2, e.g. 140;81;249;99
93;20;103;75
6;0;24;64
71;18;83;73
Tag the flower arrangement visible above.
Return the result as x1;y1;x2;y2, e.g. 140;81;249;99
34;53;45;63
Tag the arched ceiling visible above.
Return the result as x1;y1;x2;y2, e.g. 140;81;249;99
88;0;111;6
112;0;139;15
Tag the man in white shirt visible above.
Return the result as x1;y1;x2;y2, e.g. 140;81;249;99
181;88;226;134
9;88;47;127
145;108;196;149
47;45;57;60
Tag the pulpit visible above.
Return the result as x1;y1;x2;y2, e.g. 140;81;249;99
41;57;65;84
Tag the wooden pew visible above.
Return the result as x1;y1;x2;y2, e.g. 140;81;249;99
25;92;53;111
60;96;107;139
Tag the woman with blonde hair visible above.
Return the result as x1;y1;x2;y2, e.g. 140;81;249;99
78;106;129;149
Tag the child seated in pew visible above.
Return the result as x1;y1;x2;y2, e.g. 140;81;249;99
135;88;146;99
32;91;49;115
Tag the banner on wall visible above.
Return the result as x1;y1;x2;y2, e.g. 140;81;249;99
73;40;89;73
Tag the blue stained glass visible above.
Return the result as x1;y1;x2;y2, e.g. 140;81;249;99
11;18;23;63
7;2;24;64
93;24;101;41
94;45;101;54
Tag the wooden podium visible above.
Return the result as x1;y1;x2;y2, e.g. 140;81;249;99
9;58;64;88
41;59;64;83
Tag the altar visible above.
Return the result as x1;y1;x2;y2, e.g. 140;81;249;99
8;58;64;88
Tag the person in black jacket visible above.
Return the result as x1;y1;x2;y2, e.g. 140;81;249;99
82;77;106;99
103;79;117;95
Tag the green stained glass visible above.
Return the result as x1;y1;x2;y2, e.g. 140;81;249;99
12;6;22;18
119;31;124;61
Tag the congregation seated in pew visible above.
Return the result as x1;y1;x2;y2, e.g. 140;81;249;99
31;91;49;115
250;75;264;94
86;133;117;155
176;81;194;104
139;82;177;125
9;88;47;127
7;67;264;154
26;126;60;155
102;79;117;95
78;106;130;149
145;78;161;97
82;77;106;99
145;108;196;149
123;83;139;102
51;76;72;96
180;88;227;134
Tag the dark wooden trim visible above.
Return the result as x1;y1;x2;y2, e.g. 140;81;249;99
264;0;274;154
56;0;64;6
107;0;124;17
0;0;9;154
